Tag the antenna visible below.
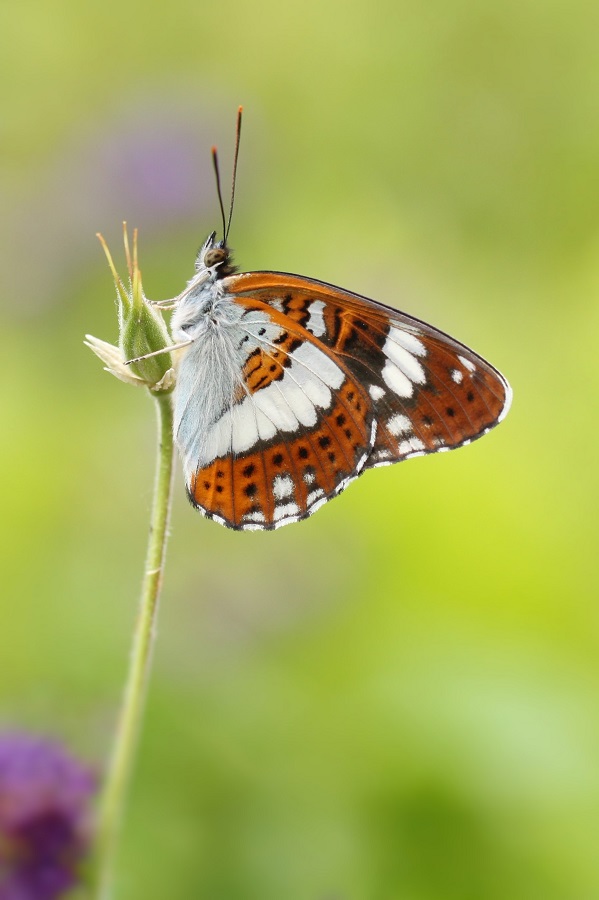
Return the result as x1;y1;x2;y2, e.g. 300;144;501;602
211;106;243;244
226;106;243;241
211;146;227;243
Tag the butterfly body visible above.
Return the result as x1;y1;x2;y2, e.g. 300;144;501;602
167;232;511;531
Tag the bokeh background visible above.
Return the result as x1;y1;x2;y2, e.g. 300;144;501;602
2;1;599;897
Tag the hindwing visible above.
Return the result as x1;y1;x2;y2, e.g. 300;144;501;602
179;295;375;530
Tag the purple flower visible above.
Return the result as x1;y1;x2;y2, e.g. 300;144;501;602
0;734;95;900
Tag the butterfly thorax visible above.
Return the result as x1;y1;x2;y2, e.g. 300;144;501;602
171;281;231;342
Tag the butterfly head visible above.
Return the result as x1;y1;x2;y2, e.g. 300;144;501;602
195;231;237;279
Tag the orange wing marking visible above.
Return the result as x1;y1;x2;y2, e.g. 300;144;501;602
188;377;372;529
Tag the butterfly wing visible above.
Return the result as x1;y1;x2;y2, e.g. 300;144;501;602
227;272;512;470
177;271;510;531
176;292;376;530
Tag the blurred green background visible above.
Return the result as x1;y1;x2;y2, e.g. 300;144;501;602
2;1;598;897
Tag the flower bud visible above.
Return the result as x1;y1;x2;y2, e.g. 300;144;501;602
120;270;172;386
88;226;175;393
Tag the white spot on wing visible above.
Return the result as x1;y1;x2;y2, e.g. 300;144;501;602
382;361;413;397
458;355;476;372
305;300;326;337
254;406;277;441
275;374;318;427
231;399;259;453
306;494;328;515
369;384;385;401
203;413;232;463
384;333;426;384
273;502;300;521
451;368;463;384
387;413;412;436
254;385;299;432
295;376;331;410
307;488;325;505
293;341;345;389
243;510;265;523
203;396;280;465
399;437;425;454
273;474;294;500
388;327;426;357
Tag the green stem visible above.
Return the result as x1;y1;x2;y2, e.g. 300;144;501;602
93;391;175;900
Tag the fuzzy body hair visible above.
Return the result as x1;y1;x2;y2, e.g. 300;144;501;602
170;235;271;478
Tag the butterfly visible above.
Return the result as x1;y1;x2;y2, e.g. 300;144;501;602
140;110;511;531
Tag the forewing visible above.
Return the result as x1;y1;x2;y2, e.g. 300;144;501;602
227;272;512;470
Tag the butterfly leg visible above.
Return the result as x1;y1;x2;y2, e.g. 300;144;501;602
148;299;180;310
125;339;193;366
147;266;221;310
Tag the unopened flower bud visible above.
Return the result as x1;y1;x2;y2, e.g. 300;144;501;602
87;226;175;393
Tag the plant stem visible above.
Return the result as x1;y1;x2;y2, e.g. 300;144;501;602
93;391;175;900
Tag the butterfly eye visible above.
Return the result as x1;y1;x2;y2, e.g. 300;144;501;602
204;247;228;268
